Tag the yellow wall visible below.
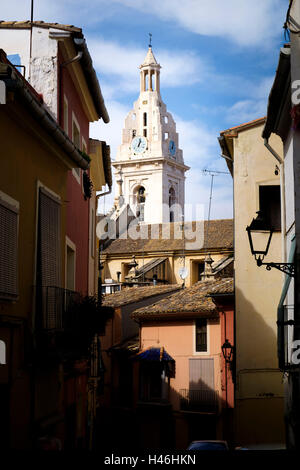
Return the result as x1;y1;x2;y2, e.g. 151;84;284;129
0;103;72;323
103;251;231;287
230;124;285;445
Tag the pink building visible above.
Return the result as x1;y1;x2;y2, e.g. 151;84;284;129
131;278;234;449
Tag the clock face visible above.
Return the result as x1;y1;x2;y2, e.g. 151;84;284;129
131;136;147;154
169;140;176;156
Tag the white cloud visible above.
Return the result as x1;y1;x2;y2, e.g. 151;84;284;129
114;0;286;48
225;99;267;126
174;115;218;168
87;37;209;96
1;0;286;49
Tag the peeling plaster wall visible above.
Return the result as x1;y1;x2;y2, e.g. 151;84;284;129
30;27;58;118
0;27;59;118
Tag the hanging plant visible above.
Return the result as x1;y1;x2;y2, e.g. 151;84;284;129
83;171;93;200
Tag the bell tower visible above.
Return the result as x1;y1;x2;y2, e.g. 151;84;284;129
112;41;189;224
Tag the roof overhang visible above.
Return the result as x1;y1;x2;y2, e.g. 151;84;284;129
262;46;291;141
0;54;89;170
49;28;109;123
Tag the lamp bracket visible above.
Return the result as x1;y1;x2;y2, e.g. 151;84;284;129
257;261;295;277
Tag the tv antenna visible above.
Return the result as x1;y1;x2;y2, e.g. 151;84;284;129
202;169;230;278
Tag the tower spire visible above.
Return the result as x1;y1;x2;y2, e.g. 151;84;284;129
139;41;161;93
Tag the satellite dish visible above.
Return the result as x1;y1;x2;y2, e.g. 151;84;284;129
178;267;188;280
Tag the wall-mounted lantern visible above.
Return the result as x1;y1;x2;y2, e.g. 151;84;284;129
246;211;294;277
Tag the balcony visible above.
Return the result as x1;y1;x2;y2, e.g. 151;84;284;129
35;286;113;358
37;286;81;331
179;389;219;413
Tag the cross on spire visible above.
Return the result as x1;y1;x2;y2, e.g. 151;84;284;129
149;33;152;48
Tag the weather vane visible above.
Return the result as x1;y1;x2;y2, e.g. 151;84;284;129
149;33;152;48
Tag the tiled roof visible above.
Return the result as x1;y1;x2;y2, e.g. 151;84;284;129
102;284;181;308
0;21;82;34
220;117;266;136
103;219;233;254
131;278;234;320
208;278;234;295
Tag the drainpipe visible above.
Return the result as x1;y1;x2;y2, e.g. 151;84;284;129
263;138;287;263
59;49;83;126
61;52;83;68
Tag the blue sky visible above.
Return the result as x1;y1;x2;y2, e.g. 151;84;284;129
2;0;289;219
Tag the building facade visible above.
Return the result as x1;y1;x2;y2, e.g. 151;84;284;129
131;278;234;449
219;118;285;447
262;0;300;448
0;21;110;297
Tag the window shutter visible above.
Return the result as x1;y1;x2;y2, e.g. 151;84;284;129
0;199;18;300
38;188;61;287
189;358;214;391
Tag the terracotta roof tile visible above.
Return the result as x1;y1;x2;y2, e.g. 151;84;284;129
131;278;233;320
0;20;82;34
208;278;234;295
102;284;181;308
102;219;233;254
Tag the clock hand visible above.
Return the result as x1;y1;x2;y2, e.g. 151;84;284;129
137;138;141;148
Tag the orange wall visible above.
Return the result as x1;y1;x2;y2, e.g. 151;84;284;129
141;319;223;411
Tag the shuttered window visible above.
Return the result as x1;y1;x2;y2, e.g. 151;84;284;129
189;358;214;391
37;188;61;288
0;198;18;300
36;189;61;330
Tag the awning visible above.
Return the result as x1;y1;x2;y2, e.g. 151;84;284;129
135;347;174;362
134;347;175;378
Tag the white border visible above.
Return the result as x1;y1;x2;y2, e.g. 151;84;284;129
65;236;76;290
72;112;81;184
193;319;210;356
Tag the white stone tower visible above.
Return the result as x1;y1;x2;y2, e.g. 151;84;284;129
112;43;189;224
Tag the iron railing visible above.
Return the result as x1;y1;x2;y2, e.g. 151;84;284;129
37;286;81;331
179;388;219;413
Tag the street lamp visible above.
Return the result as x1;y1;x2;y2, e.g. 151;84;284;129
221;339;234;364
246;211;294;277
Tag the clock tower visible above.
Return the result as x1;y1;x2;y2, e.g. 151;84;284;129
112;44;189;224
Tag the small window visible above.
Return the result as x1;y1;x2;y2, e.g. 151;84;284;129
66;244;76;291
143;129;147;138
132;129;136;138
259;185;281;231
169;187;176;222
72;119;80;148
164;116;168;124
136;186;145;222
164;132;169;140
143;112;147;127
195;319;207;352
197;263;205;281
